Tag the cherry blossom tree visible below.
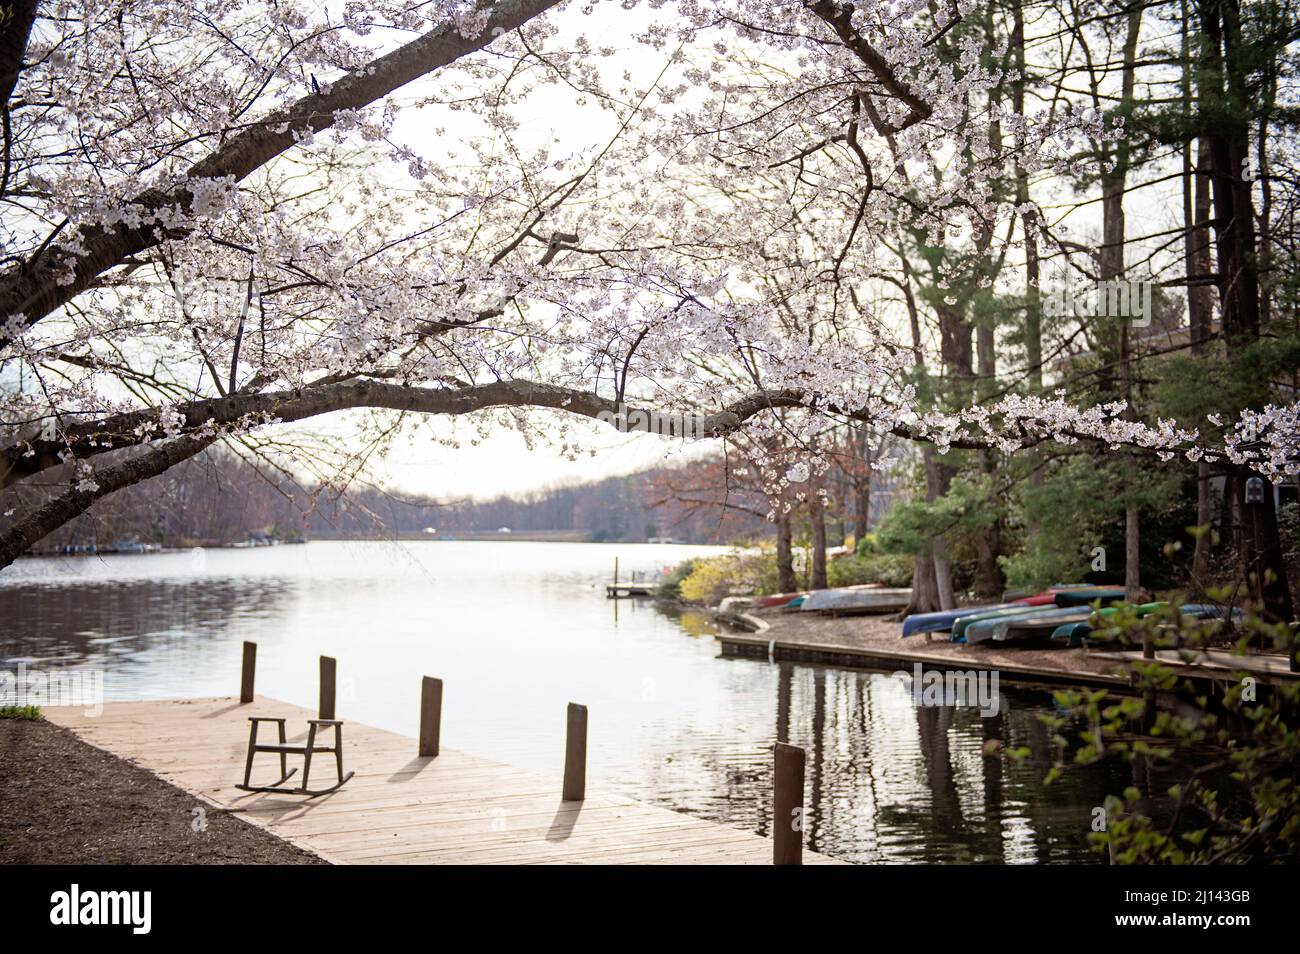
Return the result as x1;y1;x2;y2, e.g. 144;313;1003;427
1;0;1295;606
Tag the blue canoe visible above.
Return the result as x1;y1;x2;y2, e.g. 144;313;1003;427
902;602;1017;637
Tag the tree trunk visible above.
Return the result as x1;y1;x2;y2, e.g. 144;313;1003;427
904;552;941;616
1189;141;1216;581
776;509;798;593
1125;507;1141;599
1200;0;1261;349
810;495;829;590
854;480;870;542
923;448;956;610
974;520;1003;600
1241;471;1295;626
1183;0;1217;584
1193;461;1215;583
1199;0;1293;624
1099;2;1144;600
1012;0;1041;391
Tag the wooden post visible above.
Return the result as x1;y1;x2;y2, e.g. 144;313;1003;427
239;641;256;703
562;702;587;801
773;742;805;865
613;557;619;586
419;677;443;757
319;655;336;720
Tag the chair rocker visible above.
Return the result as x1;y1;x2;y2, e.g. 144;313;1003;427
237;716;355;796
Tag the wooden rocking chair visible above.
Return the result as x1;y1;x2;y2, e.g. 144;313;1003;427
237;717;355;796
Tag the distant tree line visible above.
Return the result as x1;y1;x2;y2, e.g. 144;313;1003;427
27;447;772;551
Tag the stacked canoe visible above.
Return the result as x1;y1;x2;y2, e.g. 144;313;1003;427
800;585;912;614
756;591;810;609
901;585;1241;646
754;584;912;614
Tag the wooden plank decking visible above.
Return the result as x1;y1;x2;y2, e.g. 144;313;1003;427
45;696;842;865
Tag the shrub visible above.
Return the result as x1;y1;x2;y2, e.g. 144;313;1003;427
0;705;41;720
678;551;778;605
855;534;881;557
655;558;698;599
827;552;914;588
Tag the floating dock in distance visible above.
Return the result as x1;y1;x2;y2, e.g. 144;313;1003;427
606;583;654;598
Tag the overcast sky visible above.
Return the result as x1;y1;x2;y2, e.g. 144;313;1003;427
377;413;717;499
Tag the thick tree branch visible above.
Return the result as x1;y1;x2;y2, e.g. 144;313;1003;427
8;374;1224;492
0;0;37;108
803;0;934;130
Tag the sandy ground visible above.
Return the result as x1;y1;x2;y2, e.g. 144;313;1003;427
0;717;326;864
749;607;1130;681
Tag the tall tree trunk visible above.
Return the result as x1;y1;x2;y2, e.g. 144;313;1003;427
1013;0;1046;544
904;551;940;617
1183;2;1218;585
1190;141;1215;346
810;495;828;590
854;480;870;541
924;448;956;610
974;303;1003;598
1097;2;1144;600
1190;141;1216;581
1012;0;1041;392
898;251;952;611
1200;0;1261;348
1199;0;1294;627
776;509;797;593
852;425;871;542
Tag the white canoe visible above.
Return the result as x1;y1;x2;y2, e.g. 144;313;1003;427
800;586;913;614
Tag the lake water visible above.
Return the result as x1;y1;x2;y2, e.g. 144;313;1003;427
0;540;1140;863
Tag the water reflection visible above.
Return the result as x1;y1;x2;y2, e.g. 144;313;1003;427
0;542;1139;863
748;664;1136;863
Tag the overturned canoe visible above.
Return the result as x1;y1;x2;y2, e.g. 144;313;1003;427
1051;621;1095;648
757;591;809;609
800;585;912;614
983;602;1167;644
1052;603;1243;646
902;602;1015;637
951;603;1059;642
965;605;1097;644
1177;604;1245;622
1052;587;1128;607
901;588;1076;637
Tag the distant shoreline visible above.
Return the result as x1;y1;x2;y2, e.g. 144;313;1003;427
20;534;727;557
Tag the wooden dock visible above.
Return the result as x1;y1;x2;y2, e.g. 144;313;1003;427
45;696;842;865
721;615;1300;690
605;583;654;598
717;628;1132;690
